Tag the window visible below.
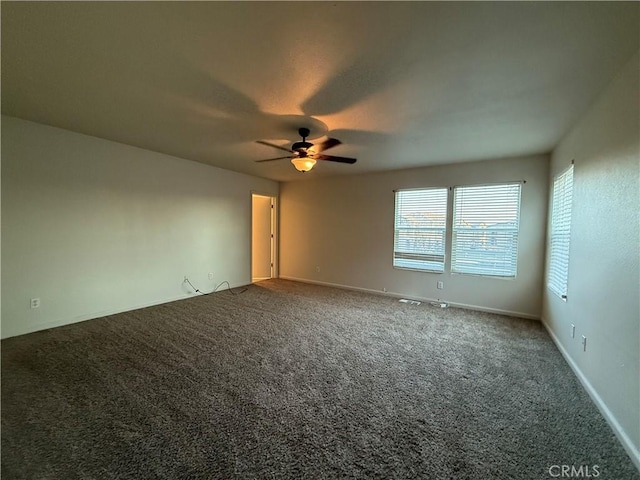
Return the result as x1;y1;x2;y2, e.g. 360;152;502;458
394;188;448;272
547;165;573;300
452;183;522;277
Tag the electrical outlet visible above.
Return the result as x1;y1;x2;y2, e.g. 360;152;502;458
571;324;575;338
208;272;214;280
183;276;188;283
30;298;40;309
315;266;320;273
437;281;444;290
582;335;587;352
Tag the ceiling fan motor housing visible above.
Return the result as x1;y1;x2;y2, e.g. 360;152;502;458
292;128;314;156
292;140;314;153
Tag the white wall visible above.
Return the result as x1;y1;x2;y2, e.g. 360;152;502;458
543;52;640;467
1;116;278;338
280;154;549;318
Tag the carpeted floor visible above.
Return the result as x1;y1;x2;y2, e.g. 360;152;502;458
2;279;638;479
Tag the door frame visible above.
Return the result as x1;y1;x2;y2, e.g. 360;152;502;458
251;191;278;283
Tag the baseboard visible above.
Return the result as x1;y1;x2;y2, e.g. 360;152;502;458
252;277;271;283
1;293;194;339
445;299;539;320
0;281;252;339
278;275;540;320
541;317;640;471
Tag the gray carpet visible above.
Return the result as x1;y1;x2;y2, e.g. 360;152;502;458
2;279;638;479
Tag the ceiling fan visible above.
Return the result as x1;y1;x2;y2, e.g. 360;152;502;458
255;128;357;172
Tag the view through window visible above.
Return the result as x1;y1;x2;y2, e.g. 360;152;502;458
452;183;522;277
393;188;448;272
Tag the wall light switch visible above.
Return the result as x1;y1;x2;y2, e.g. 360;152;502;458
437;281;444;290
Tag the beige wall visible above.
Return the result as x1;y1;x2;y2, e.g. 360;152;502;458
280;154;549;318
543;52;640;466
1;116;278;338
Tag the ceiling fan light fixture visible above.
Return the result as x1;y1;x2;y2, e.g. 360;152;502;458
291;157;316;172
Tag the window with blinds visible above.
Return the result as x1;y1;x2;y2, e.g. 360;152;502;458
452;183;522;277
394;188;448;272
548;165;573;300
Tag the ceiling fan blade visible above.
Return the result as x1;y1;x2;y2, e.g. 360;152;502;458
315;137;342;152
316;154;357;164
256;140;293;153
255;156;294;163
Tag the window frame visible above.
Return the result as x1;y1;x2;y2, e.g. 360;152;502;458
450;182;522;279
393;187;449;273
547;164;574;301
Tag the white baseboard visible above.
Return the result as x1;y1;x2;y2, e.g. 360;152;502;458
0;280;256;339
1;293;194;339
444;299;539;320
252;277;272;283
542;317;640;471
278;275;539;320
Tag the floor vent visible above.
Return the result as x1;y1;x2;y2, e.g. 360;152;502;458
430;301;449;308
399;299;421;305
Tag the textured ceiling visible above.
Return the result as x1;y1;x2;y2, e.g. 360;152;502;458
2;2;638;182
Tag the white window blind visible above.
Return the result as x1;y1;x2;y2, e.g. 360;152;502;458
394;188;448;272
548;165;573;300
452;183;522;277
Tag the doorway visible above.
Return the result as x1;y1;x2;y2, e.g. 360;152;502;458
251;193;276;283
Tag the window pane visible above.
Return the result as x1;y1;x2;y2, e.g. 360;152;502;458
394;188;448;272
548;165;573;299
452;183;521;277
